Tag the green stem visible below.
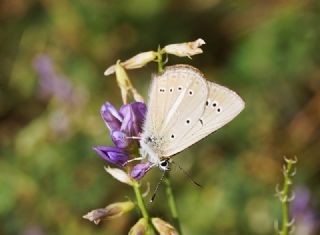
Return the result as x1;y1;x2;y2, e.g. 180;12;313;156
133;181;155;235
164;175;183;235
279;158;296;235
157;46;164;73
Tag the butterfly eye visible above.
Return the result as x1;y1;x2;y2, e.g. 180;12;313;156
160;161;168;167
212;102;217;107
186;119;191;124
217;108;221;112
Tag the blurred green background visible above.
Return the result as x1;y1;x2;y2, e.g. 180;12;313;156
1;0;319;234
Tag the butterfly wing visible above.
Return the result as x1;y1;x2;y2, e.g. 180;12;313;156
162;80;245;156
143;65;208;156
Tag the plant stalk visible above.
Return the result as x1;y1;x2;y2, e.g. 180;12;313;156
279;158;296;235
164;175;183;235
157;46;164;73
133;181;155;235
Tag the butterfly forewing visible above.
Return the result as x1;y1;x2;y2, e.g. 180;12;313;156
163;80;245;156
143;65;208;156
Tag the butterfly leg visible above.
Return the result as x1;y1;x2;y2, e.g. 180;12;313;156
123;156;145;166
126;136;142;140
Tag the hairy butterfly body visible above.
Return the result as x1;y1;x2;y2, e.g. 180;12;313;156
140;64;245;171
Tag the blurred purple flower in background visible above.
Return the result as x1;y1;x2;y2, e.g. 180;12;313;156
33;54;73;103
94;101;150;179
290;186;318;235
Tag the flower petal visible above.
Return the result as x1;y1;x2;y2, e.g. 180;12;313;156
130;162;154;180
111;130;130;148
105;166;133;185
93;146;129;166
100;102;123;132
119;102;147;137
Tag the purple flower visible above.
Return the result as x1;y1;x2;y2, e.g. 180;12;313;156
111;131;130;149
94;100;150;179
101;102;123;132
33;54;73;102
119;102;146;137
100;101;146;149
93;146;129;166
130;162;154;180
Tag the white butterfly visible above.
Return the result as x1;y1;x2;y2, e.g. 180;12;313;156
139;64;245;171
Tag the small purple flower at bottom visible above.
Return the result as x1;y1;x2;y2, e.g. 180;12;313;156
130;162;154;180
93;146;129;166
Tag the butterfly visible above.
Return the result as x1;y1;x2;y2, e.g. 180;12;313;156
139;64;245;171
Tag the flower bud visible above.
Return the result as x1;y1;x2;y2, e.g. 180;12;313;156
130;162;153;180
93;146;129;166
83;201;135;224
104;51;156;76
122;51;157;69
129;218;148;235
104;65;116;76
115;61;134;104
104;166;134;186
152;218;179;235
163;38;205;58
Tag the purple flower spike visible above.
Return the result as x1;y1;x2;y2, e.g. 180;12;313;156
93;146;129;166
101;102;123;132
120;102;146;137
111;131;130;149
130;162;154;180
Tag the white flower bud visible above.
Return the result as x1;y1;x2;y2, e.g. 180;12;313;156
104;166;133;186
152;217;180;235
104;51;156;76
122;51;157;69
104;65;115;76
163;38;206;58
129;218;148;235
83;201;135;224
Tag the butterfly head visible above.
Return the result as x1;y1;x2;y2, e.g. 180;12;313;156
159;158;171;171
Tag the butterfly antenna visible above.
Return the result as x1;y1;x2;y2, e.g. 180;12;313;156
149;170;167;204
171;161;202;188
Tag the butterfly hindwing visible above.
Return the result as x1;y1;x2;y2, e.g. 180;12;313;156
163;80;245;156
